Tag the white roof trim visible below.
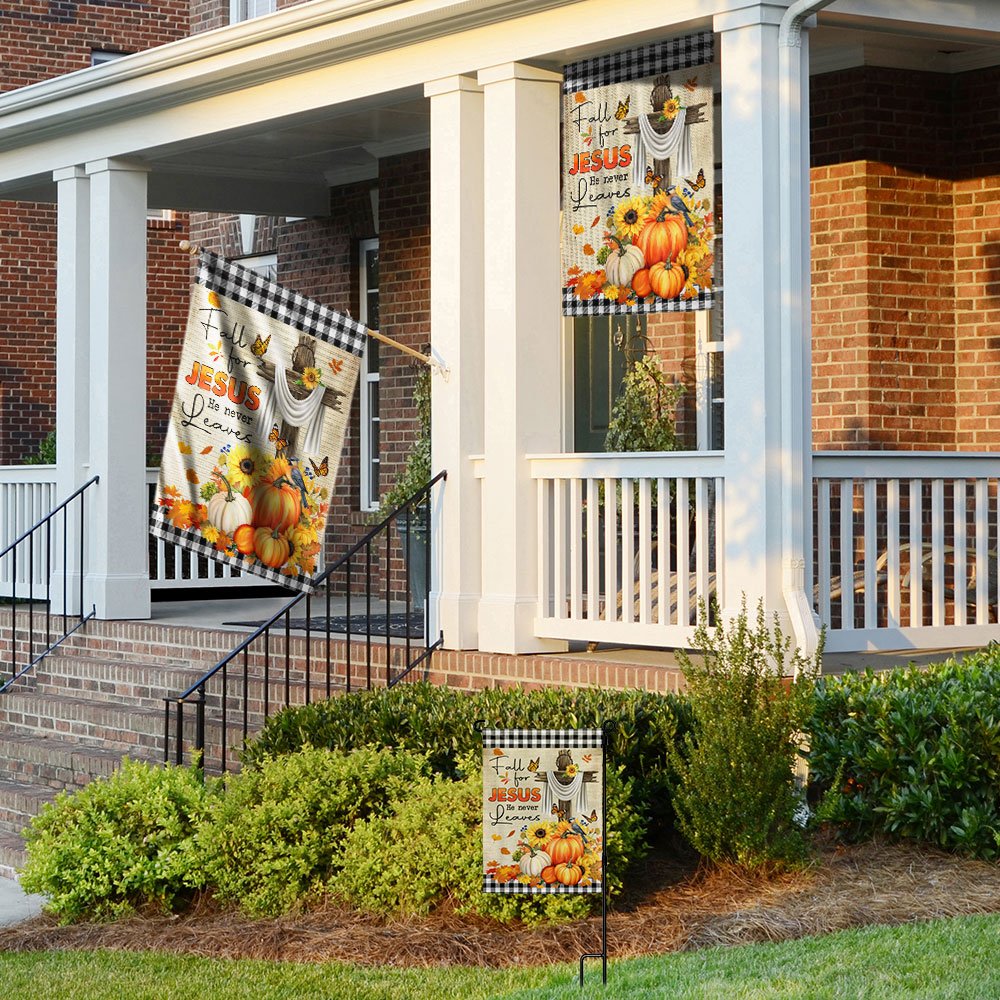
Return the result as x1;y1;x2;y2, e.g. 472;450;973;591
0;0;572;142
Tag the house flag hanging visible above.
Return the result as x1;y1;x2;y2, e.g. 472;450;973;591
150;250;365;594
561;31;715;315
481;728;604;894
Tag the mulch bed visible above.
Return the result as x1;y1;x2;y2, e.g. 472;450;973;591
4;838;1000;967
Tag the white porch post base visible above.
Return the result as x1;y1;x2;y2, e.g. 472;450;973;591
85;157;151;621
475;62;567;656
435;591;483;650
477;596;565;655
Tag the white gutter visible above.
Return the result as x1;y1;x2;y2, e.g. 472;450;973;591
778;0;837;660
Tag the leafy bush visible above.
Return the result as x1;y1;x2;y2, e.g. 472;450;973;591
331;760;645;926
245;682;689;835
21;759;215;923
808;646;1000;858
669;600;820;869
192;746;429;916
22;429;56;466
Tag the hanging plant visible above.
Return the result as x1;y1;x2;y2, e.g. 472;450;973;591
605;354;684;454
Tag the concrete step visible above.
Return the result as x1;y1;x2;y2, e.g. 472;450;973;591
0;732;153;790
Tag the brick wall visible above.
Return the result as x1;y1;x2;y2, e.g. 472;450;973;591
810;64;999;453
0;0;189;465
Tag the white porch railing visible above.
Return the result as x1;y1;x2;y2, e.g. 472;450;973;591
0;466;256;593
813;452;1000;652
0;466;58;599
531;452;724;647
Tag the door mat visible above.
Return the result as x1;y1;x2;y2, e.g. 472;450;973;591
224;611;424;639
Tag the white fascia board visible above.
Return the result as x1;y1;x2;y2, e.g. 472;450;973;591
0;0;570;139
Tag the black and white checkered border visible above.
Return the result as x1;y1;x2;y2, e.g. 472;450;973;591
197;251;367;358
563;30;714;93
563;288;714;315
483;880;602;895
481;728;602;749
150;509;317;595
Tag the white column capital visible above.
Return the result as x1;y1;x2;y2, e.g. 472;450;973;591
713;3;787;33
53;165;88;183
477;62;563;88
84;157;150;176
424;74;482;99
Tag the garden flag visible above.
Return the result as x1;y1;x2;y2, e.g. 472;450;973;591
150;250;365;593
482;728;604;894
561;31;715;315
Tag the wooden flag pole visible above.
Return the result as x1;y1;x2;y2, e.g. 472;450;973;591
178;240;450;378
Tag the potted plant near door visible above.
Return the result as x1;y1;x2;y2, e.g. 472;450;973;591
378;364;431;611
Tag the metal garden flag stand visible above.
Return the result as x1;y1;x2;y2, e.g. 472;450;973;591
479;724;609;987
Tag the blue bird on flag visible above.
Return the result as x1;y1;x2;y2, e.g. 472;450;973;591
288;458;309;509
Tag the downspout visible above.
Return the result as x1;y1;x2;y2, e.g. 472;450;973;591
778;0;837;660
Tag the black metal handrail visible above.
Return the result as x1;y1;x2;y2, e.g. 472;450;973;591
0;475;99;694
164;470;447;771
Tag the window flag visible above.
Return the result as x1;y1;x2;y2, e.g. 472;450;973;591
561;32;716;315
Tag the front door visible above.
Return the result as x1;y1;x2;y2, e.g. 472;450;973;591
572;315;641;452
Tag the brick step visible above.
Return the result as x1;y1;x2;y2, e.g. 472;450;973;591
0;829;28;875
0;732;153;790
0;692;169;754
33;655;220;709
0;782;57;836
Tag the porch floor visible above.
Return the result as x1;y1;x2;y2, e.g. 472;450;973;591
147;597;980;677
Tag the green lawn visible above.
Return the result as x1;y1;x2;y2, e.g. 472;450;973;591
2;914;999;999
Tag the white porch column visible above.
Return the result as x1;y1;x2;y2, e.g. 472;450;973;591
84;158;151;620
52;166;91;615
476;62;565;654
425;75;485;650
715;5;812;640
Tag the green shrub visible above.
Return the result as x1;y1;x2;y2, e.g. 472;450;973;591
20;759;215;923
192;746;429;916
669;600;819;869
245;682;689;835
808;646;1000;858
331;760;645;926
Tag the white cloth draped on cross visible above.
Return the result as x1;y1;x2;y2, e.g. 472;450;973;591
268;362;327;455
631;106;693;189
542;770;589;820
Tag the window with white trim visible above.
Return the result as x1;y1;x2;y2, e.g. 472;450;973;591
235;252;277;282
230;0;275;21
359;239;380;512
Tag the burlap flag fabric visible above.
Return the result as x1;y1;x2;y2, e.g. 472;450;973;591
150;251;365;593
